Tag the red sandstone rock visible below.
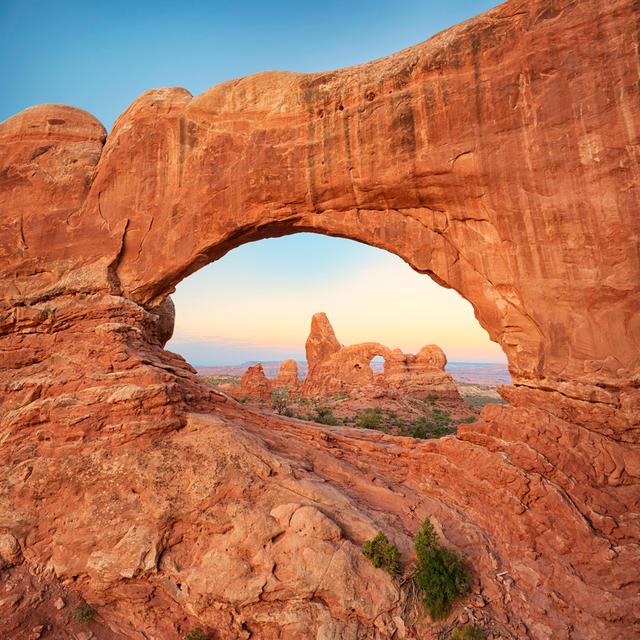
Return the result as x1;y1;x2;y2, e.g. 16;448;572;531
0;1;639;639
302;313;461;403
305;312;342;372
238;363;272;401
0;533;21;569
274;358;299;389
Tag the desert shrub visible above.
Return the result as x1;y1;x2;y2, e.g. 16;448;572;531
455;416;477;425
450;623;485;640
463;395;507;409
384;409;402;426
404;416;454;439
431;408;450;424
402;404;455;439
313;406;339;425
362;531;401;576
184;629;209;640
426;393;438;404
355;407;385;431
73;603;95;622
203;374;240;386
334;391;349;400
271;388;293;416
413;517;470;620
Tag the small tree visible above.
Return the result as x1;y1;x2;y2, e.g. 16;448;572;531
184;629;209;640
362;531;401;576
271;388;293;416
413;517;470;620
313;406;339;425
355;407;385;430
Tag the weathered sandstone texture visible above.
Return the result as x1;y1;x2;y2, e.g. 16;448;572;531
0;0;639;638
238;363;273;401
274;358;300;390
302;312;460;401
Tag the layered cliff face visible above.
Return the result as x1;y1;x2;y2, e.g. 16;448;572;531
0;1;639;638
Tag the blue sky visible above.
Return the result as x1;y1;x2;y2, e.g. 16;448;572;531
1;0;498;128
1;0;506;366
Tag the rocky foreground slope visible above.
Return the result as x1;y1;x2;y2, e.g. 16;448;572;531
0;0;638;638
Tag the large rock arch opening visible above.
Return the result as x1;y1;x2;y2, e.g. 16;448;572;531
0;0;638;638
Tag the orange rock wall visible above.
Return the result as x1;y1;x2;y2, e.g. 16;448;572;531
1;1;639;638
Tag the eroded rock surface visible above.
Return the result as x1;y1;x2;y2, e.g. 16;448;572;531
1;0;639;638
302;312;461;402
238;363;273;401
274;359;300;390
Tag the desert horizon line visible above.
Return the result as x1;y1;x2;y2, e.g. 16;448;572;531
192;358;509;366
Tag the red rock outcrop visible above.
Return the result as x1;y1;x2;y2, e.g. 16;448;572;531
305;312;342;372
302;312;461;402
1;1;639;638
238;363;273;401
274;358;300;390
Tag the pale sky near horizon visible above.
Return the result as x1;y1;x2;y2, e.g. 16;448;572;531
1;0;506;366
167;234;506;366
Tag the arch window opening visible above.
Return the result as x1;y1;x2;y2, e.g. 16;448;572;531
369;355;385;376
166;233;509;439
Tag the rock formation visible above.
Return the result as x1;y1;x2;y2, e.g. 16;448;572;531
0;1;638;638
274;358;300;390
238;363;273;400
305;312;342;372
302;312;461;402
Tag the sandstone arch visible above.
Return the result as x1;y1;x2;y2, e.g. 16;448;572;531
0;0;639;638
299;312;461;400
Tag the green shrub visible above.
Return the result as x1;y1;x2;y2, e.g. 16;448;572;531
431;408;450;424
271;388;293;416
362;531;401;576
184;629;209;640
313;406;339;425
404;416;454;439
72;603;95;622
355;407;385;430
463;395;507;409
385;409;402;427
450;623;485;640
413;517;470;620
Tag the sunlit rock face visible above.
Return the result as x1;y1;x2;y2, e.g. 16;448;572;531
301;312;460;400
238;363;273;400
274;358;300;390
0;0;638;638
